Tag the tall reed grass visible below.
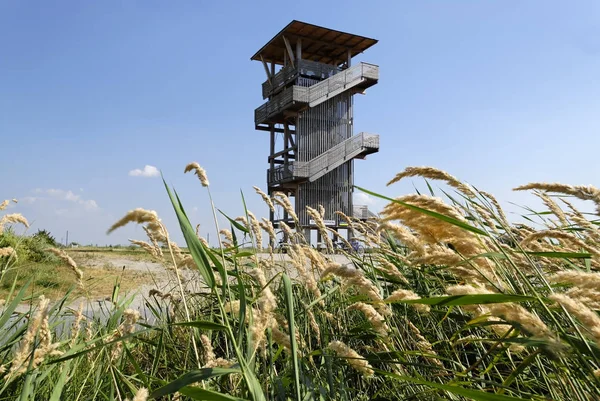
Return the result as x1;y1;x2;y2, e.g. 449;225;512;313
1;165;600;400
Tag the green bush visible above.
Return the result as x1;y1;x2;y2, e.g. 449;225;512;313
0;228;59;264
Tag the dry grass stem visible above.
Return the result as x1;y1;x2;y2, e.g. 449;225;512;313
521;230;600;258
375;257;409;283
253;186;275;212
480;190;509;226
387;166;476;198
328;341;374;377
288;245;322;301
260;218;276;247
514;182;600;215
306;206;333;252
184;162;210;187
550;294;600;347
125;388;149;401
0;213;29;234
129;239;162;259
200;334;216;367
9;296;63;377
107;208;161;234
47;248;84;288
536;191;569;227
0;247;15;258
348;302;389;336
272;192;298;223
385;289;430;313
247;211;263;250
404;319;443;366
70;301;85;345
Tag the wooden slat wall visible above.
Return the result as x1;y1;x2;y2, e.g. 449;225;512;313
296;92;354;226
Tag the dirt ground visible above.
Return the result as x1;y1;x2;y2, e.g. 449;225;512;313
50;249;352;315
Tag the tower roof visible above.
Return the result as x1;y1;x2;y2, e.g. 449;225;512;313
251;20;378;66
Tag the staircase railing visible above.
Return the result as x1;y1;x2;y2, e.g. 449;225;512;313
298;132;379;180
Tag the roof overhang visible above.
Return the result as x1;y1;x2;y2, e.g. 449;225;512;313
251;20;377;66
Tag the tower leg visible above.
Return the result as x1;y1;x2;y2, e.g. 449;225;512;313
303;227;311;247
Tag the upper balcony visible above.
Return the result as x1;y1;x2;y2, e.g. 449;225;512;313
255;62;379;126
262;59;341;99
255;86;309;126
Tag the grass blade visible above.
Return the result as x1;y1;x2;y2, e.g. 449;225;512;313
282;274;301;401
149;368;241;399
386;294;536;306
163;176;215;288
174;321;228;331
179;386;249;400
375;370;531;400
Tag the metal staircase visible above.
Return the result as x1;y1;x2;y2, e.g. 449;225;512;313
298;132;380;182
267;132;379;185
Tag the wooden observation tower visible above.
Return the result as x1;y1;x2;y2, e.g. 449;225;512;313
251;20;380;244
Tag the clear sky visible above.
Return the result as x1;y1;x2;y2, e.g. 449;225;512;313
1;1;599;246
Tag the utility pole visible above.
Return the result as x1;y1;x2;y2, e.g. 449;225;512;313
65;231;69;247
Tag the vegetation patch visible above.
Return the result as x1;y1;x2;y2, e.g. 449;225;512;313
1;165;600;400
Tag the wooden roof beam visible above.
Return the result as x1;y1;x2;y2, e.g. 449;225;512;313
282;36;295;68
259;55;272;84
285;33;355;52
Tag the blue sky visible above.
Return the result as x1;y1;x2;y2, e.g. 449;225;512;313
1;1;599;246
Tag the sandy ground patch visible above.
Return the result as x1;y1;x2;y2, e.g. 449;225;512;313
13;250;353;315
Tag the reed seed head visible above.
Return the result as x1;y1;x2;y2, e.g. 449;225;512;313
9;296;63;377
272;192;298;223
0;213;29;234
306;206;333;252
387;166;476;198
536;191;569;227
127;388;149;401
107;208;161;234
348;302;389;336
184;162;209;187
47;248;84;288
328;341;374;377
514;182;600;215
253;186;275;212
550;293;600;347
200;334;216;367
247;211;263;250
385;289;430;313
0;247;15;258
